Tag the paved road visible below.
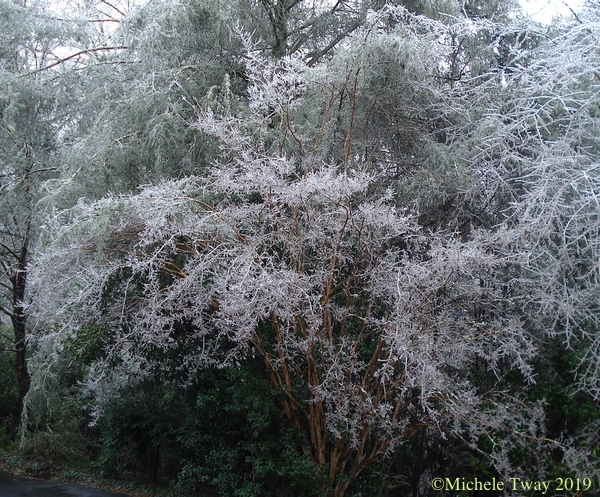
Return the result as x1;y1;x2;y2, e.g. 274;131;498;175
0;471;131;497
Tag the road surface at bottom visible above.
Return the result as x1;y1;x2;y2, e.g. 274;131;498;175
0;470;131;497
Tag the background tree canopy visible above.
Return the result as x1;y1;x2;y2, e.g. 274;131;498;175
1;0;600;496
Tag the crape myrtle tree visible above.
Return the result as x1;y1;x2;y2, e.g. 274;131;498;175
437;2;600;475
507;4;600;400
454;1;600;397
31;9;559;496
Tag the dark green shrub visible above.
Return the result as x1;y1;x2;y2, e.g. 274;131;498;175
0;327;19;446
173;363;321;497
97;359;321;496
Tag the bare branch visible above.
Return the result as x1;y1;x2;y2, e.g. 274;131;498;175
20;46;127;77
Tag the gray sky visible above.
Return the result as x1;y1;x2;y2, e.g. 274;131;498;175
520;0;585;23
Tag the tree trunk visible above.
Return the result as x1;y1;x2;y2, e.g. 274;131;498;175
12;308;30;421
10;223;31;421
259;0;297;58
330;480;351;497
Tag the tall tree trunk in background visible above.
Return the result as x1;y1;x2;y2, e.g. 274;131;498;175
11;222;31;420
260;0;296;58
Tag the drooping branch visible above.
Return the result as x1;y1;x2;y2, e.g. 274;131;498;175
20;46;127;76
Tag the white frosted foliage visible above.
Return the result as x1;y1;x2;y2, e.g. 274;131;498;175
29;12;548;490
